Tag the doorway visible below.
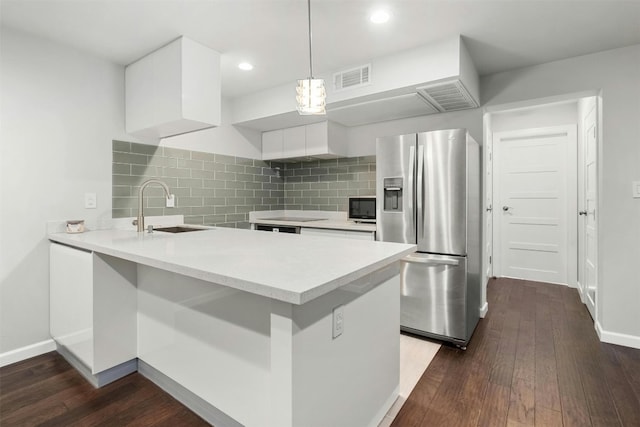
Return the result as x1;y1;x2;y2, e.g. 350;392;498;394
483;97;599;310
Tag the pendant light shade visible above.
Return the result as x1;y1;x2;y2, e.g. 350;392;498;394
296;78;326;115
297;0;326;115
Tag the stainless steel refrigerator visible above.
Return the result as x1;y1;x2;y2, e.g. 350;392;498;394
376;129;481;348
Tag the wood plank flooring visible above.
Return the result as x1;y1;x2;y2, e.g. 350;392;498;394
0;353;209;426
392;278;640;427
1;278;639;426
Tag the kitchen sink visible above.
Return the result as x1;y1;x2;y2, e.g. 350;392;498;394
154;226;207;233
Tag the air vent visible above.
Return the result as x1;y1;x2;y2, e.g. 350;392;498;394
416;80;478;112
334;64;371;91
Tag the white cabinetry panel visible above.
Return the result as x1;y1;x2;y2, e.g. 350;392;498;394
304;122;328;156
126;36;221;139
283;125;306;158
50;243;94;368
50;243;137;377
262;129;284;160
300;227;375;241
261;121;347;160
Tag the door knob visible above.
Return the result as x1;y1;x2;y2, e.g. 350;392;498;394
502;206;511;211
486;205;493;212
579;210;587;216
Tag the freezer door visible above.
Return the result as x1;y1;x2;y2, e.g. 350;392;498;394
417;129;468;255
376;134;416;244
400;253;467;340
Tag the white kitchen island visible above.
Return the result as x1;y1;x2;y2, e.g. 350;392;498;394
48;227;415;427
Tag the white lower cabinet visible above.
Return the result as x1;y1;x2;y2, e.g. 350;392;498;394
50;242;137;386
50;243;93;367
300;227;375;241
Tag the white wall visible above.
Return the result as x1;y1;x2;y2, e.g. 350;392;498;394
490;102;578;133
0;27;130;354
345;108;483;157
482;44;640;346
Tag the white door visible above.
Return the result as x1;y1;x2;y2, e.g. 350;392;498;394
484;132;494;282
582;103;598;318
494;126;577;285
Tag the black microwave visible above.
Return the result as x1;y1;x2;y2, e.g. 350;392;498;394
348;196;376;223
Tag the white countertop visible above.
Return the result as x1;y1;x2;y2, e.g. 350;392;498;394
48;227;415;305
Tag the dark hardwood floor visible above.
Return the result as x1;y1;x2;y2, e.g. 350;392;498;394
0;353;209;426
1;278;639;426
393;278;640;427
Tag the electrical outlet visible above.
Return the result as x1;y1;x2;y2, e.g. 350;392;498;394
633;181;640;199
84;193;97;209
166;194;175;207
332;305;344;339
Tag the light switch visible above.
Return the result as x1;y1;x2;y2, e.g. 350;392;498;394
84;193;97;209
633;181;640;199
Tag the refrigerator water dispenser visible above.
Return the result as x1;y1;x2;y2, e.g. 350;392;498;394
383;177;403;212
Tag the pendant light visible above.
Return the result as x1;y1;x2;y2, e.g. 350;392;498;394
296;0;326;115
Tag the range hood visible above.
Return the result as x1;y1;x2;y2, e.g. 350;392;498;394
232;36;479;131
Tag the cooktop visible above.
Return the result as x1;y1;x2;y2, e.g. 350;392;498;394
258;217;326;222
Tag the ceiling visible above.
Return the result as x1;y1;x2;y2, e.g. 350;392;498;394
2;0;639;99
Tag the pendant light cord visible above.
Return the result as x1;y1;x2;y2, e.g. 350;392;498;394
307;0;313;79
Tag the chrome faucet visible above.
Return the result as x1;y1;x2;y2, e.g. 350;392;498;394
137;179;171;232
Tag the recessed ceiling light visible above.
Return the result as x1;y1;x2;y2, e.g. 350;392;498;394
370;9;390;24
238;62;254;71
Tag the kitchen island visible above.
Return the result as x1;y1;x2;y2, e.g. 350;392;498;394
48;226;415;427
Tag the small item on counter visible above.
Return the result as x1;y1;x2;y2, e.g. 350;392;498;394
66;220;85;234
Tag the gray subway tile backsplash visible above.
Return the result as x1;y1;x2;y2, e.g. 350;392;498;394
112;141;376;227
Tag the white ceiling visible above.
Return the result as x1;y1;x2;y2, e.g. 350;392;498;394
2;0;639;99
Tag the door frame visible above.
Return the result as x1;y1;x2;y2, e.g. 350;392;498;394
492;125;577;286
481;91;602;322
480;113;493;318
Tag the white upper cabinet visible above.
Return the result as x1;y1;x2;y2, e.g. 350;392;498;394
126;37;221;139
262;129;284;160
283;126;306;158
262;121;347;161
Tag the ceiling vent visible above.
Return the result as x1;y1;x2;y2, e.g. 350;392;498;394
416;80;478;112
333;64;371;91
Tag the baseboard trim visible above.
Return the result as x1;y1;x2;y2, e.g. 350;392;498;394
479;302;489;318
56;344;138;388
596;323;640;349
368;386;399;427
138;359;242;427
0;339;56;368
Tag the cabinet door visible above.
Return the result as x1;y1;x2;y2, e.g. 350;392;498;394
301;227;375;241
300;227;344;238
283;125;306;158
125;37;221;138
343;230;376;241
262;129;284;160
50;243;94;368
305;122;328;156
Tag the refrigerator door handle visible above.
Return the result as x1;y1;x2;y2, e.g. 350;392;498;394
408;145;415;210
403;254;460;266
416;144;425;236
